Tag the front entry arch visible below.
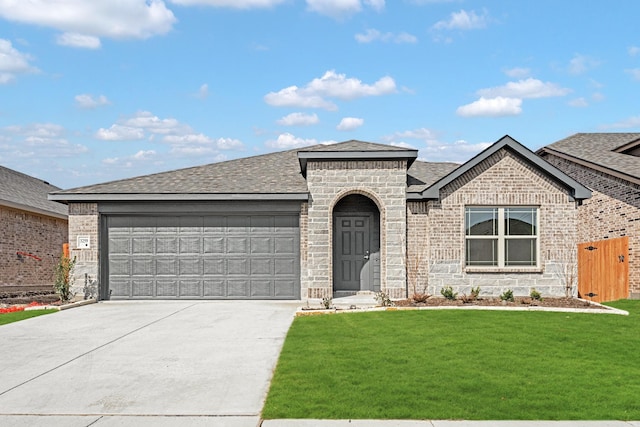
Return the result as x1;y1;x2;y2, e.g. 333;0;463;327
333;194;381;295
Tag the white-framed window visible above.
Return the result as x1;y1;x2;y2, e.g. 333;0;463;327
465;207;539;268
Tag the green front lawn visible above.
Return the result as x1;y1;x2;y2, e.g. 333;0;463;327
263;300;640;420
0;309;57;326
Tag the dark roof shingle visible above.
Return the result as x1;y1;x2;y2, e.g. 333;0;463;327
0;165;67;217
543;133;640;180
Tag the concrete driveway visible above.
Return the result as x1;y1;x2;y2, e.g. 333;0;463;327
0;301;298;427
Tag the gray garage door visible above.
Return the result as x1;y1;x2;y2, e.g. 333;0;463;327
106;215;300;299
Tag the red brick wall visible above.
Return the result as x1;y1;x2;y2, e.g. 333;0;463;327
0;205;68;286
543;154;640;297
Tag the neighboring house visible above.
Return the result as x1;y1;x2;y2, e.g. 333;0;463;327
49;135;590;301
539;133;640;299
0;165;68;287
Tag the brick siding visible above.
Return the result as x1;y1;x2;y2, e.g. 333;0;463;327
0;205;68;286
406;150;579;297
543;154;640;298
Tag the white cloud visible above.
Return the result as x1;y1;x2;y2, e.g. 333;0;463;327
456;97;522;117
568;97;589;108
0;39;38;83
75;94;110;109
382;128;491;163
432;9;489;30
277;112;320;126
337;117;364;131
103;150;158;168
95;124;146;141
306;0;384;19
194;83;209;99
626;69;640;81
170;0;285;7
56;33;101;49
1;123;88;158
477;78;570;99
504;67;530;78
629;46;640;57
214;137;243;150
600;116;640;130
120;111;189;135
265;132;336;149
265;70;396;110
0;1;176;48
355;29;417;44
568;54;599;75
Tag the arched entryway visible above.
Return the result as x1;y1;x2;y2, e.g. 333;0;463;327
332;194;381;295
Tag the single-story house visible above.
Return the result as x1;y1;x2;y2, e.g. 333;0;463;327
49;135;591;301
1;165;68;287
539;133;640;299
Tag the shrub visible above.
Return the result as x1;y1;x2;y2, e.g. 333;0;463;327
375;292;394;307
530;288;542;301
500;289;515;302
440;286;458;301
321;297;332;309
54;256;76;303
411;292;431;303
470;286;481;300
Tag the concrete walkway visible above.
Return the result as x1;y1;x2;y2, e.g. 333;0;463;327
0;301;298;427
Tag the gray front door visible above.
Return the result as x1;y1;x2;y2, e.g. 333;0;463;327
334;215;373;292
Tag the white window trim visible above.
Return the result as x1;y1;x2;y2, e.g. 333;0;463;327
465;206;540;269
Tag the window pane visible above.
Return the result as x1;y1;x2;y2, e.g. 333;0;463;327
466;239;498;266
505;238;536;266
505;208;536;236
465;208;497;236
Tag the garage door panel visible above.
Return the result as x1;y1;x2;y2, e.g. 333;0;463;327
179;280;201;297
204;280;225;296
132;238;154;255
203;258;225;274
275;237;295;254
251;237;272;254
107;214;299;299
204;237;224;254
179;259;201;275
228;259;248;274
251;280;271;297
228;280;249;296
132;259;154;276
227;237;248;253
132;280;154;297
251;259;272;275
156;259;177;275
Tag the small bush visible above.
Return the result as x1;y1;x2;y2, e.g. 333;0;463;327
411;292;431;303
54;256;76;303
500;289;515;302
470;286;481;300
440;286;458;301
375;292;394;307
321;297;332;309
530;288;542;301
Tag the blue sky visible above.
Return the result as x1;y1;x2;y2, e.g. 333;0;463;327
0;0;639;189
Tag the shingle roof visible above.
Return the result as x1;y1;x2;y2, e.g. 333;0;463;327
542;133;640;180
0;165;67;218
50;140;454;201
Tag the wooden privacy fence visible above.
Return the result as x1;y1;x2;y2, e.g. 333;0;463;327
578;236;629;303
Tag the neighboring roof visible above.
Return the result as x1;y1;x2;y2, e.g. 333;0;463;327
415;135;592;201
297;140;418;177
50;140;452;203
0;165;67;219
539;133;640;183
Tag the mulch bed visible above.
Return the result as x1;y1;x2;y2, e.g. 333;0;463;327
0;286;60;306
394;296;603;309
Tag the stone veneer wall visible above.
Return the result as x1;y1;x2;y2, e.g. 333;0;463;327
68;203;99;299
303;160;408;299
543;155;640;298
0;205;68;286
414;150;579;298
